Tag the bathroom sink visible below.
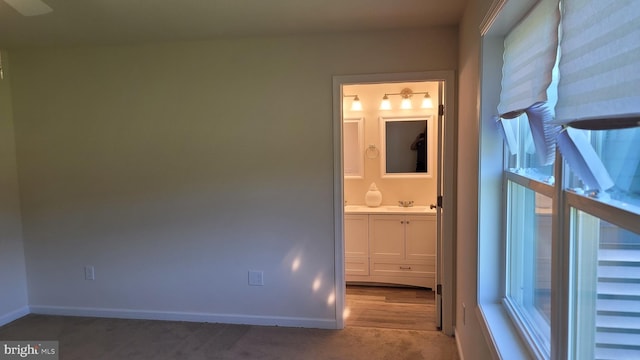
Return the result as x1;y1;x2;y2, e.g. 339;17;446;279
382;206;403;210
383;205;431;212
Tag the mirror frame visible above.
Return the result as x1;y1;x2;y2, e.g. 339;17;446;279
379;115;433;178
343;117;364;178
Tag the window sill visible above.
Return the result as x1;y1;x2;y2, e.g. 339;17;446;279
477;302;534;360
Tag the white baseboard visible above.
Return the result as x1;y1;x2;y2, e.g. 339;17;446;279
29;305;337;329
0;306;30;327
455;328;465;360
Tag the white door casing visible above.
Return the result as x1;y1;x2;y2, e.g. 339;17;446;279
333;71;456;335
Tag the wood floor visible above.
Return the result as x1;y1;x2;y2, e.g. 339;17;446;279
345;284;438;331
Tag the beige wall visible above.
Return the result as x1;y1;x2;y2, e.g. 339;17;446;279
343;81;438;207
0;50;29;324
9;28;457;325
455;0;496;358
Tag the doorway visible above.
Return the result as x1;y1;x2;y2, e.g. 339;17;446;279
332;72;455;335
345;285;438;331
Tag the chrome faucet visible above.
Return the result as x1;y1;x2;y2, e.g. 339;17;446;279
398;200;414;207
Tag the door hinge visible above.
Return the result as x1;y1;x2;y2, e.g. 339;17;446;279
436;284;442;295
438;104;445;116
437;195;443;208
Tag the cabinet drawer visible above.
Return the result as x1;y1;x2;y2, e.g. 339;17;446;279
371;260;433;278
346;257;369;276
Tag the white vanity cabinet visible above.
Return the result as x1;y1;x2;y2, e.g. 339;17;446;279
369;214;436;288
344;208;436;289
344;214;369;276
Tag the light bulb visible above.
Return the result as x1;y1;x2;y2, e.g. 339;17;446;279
380;95;391;110
350;96;362;111
421;93;434;109
400;97;412;109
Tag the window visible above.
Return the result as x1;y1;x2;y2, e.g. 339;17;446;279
570;210;640;359
505;180;553;354
480;0;640;359
557;0;640;356
566;126;640;359
504;113;555;182
496;0;561;358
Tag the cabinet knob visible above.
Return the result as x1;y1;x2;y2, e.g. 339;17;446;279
406;221;410;224
400;220;404;224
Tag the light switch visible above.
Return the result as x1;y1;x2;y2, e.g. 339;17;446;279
84;266;95;280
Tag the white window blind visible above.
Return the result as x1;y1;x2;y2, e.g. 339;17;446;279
557;128;614;191
498;0;561;166
495;116;518;156
555;0;640;130
498;0;560;117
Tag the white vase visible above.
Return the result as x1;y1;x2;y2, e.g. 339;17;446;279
365;183;382;207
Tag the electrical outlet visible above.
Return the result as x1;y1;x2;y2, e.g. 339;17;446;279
248;270;264;286
84;266;95;280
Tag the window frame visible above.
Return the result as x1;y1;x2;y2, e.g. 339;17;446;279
565;191;640;359
503;171;556;359
477;28;539;360
477;1;568;359
478;1;640;359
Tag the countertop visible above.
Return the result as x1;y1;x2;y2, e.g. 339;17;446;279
344;205;436;215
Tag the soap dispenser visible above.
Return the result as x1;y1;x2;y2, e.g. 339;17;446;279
365;182;382;207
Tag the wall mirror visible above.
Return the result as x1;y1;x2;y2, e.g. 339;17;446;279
343;117;364;178
380;116;432;178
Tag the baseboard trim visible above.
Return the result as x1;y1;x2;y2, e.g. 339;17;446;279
454;328;465;360
29;305;337;329
0;306;30;327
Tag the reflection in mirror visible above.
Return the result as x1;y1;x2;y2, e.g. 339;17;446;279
343;117;364;178
380;116;432;177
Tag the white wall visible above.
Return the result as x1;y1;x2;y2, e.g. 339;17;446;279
456;0;495;358
343;82;438;207
0;50;29;325
8;28;458;327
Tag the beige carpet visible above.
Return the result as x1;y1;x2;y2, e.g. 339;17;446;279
0;314;460;360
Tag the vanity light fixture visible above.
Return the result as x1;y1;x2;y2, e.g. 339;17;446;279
379;88;434;110
344;94;362;111
400;89;413;110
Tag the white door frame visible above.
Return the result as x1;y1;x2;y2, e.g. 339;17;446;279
332;71;456;335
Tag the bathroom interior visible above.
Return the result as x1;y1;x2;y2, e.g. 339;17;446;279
342;81;440;330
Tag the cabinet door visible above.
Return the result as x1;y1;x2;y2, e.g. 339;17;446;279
344;214;368;257
369;215;404;260
405;215;436;260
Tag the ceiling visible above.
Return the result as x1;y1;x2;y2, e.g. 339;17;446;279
0;0;468;48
